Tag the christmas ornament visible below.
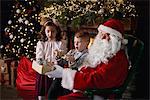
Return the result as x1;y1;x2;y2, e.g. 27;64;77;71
16;9;21;14
8;20;12;25
25;20;29;25
0;45;3;49
4;28;10;32
20;38;25;43
9;34;13;39
25;28;28;31
18;17;23;23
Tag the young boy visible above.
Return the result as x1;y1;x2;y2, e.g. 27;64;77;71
47;29;90;99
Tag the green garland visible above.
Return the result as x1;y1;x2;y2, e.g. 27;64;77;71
39;0;137;29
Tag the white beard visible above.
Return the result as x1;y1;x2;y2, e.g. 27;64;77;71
83;35;121;68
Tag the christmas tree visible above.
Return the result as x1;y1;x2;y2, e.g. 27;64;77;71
1;0;42;60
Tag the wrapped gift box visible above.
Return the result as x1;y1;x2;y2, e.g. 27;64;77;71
0;59;8;74
0;59;9;85
32;60;54;74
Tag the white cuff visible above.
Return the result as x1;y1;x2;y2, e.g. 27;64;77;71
61;68;77;90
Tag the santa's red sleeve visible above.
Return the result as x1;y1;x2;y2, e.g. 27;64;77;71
61;50;129;91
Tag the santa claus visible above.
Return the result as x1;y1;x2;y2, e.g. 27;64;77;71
45;18;129;99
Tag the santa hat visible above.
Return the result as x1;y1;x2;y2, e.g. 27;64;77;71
98;18;124;39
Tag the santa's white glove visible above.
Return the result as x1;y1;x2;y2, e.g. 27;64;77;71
45;65;63;78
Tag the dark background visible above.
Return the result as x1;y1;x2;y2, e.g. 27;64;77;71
133;0;149;99
1;0;149;99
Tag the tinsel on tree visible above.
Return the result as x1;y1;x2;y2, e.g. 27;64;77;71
39;0;138;29
1;0;42;60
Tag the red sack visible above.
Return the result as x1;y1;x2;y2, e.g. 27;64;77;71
16;56;36;99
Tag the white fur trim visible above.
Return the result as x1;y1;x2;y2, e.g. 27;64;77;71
61;68;77;90
122;38;128;45
98;25;123;39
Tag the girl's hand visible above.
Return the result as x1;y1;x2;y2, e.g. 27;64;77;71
54;49;62;57
54;49;59;57
54;50;64;58
47;61;54;67
46;61;55;71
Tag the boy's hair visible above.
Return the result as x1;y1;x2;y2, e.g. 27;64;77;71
75;29;90;42
37;18;61;41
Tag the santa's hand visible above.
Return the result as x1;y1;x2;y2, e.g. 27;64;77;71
45;65;63;78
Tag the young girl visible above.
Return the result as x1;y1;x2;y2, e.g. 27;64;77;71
35;17;67;100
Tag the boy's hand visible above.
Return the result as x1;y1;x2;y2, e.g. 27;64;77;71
54;50;64;58
65;55;75;62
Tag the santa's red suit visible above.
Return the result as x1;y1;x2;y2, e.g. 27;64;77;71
59;49;129;99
